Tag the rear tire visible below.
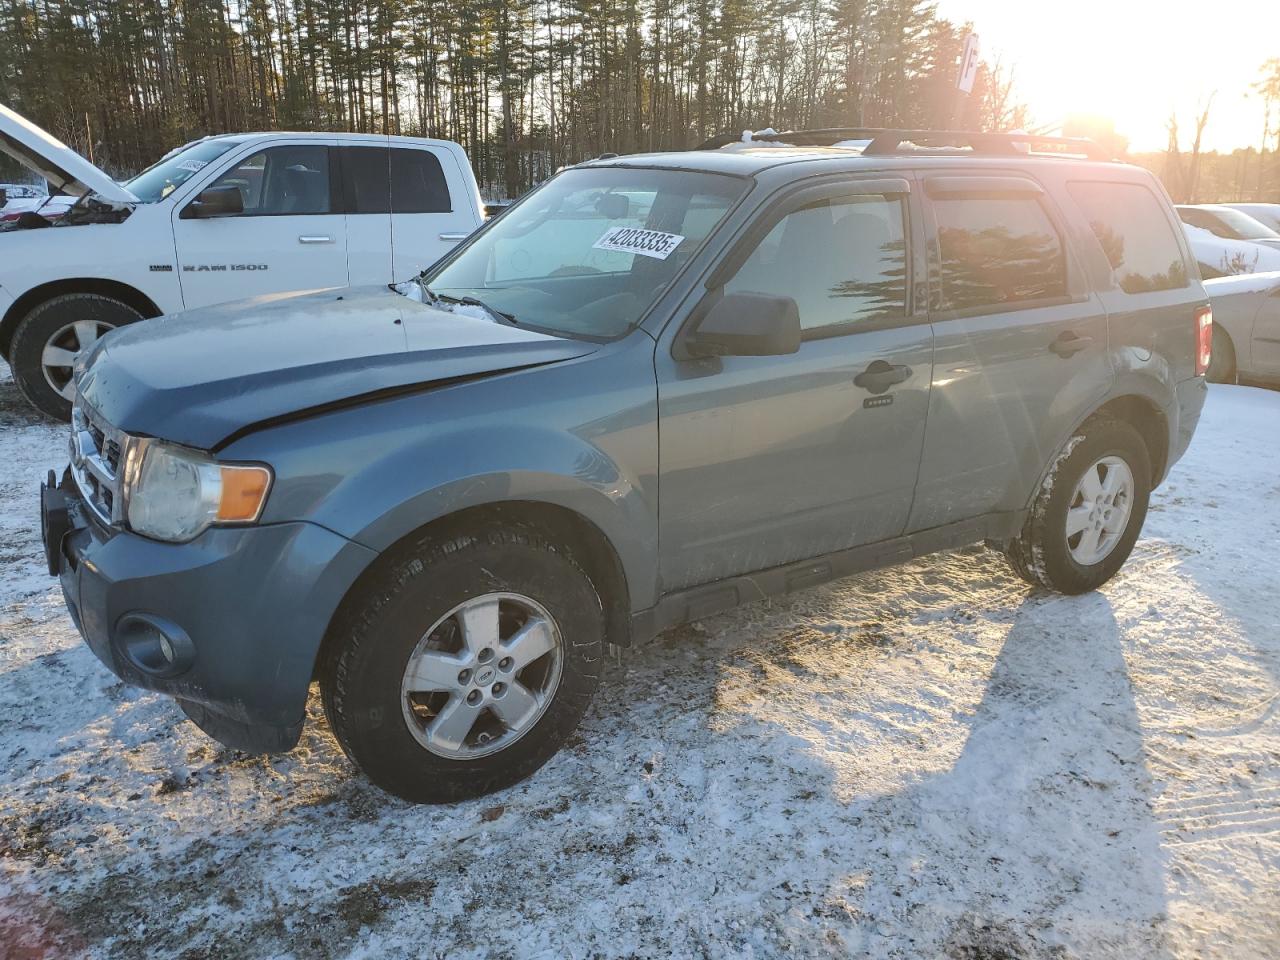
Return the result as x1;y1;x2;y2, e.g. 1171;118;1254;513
320;525;604;804
1004;418;1151;595
1205;324;1236;384
10;293;141;420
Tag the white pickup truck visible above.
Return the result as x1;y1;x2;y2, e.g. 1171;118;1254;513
0;105;484;418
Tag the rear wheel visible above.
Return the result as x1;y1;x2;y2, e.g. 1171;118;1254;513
10;293;142;420
1004;418;1151;595
320;525;604;803
1205;324;1236;384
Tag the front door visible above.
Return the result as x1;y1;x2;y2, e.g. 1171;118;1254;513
656;178;934;593
172;141;348;308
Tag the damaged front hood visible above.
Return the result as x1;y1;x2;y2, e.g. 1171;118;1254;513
0;103;138;204
77;285;597;449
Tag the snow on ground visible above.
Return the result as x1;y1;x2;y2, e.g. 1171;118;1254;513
1;364;1278;960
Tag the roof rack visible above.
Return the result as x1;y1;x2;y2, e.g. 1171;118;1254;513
695;127;1114;162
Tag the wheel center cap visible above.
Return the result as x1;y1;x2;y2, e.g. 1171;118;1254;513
475;666;497;687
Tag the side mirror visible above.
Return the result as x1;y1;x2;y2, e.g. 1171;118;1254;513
684;291;801;358
0;188;7;207
180;185;244;219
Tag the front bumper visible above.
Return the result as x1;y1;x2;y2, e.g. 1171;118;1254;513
44;470;377;753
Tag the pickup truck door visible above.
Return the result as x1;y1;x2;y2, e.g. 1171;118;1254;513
655;177;933;593
388;145;482;281
909;174;1111;532
172;140;348;307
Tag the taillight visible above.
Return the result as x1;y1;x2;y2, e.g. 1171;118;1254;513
1195;305;1213;377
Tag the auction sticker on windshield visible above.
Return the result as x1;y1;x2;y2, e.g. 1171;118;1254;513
592;226;685;260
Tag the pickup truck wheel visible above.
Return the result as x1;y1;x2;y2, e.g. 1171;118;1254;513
10;293;141;420
1205;324;1236;384
1003;419;1151;595
320;526;604;803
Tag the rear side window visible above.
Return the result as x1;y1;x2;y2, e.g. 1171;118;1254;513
390;148;450;213
933;195;1067;310
1068;182;1188;293
340;146;390;214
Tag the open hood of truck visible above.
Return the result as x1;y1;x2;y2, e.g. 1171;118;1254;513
0;104;138;203
76;285;599;449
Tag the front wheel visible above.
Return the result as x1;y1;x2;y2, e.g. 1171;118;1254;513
320;525;604;803
1004;418;1151;595
1205;324;1236;384
10;293;142;420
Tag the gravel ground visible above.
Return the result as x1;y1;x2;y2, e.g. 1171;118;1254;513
1;365;1278;960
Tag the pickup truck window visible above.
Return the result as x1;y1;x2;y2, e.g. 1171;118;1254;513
208;145;331;216
425;166;746;339
125;138;244;203
1069;182;1189;294
724;195;908;334
390;148;450;213
340;146;390;213
934;194;1067;311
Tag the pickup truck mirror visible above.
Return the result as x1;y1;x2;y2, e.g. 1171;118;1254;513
181;185;244;220
684;291;802;358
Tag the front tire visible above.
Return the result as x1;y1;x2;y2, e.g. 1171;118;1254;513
1004;418;1151;595
10;293;141;420
320;525;604;803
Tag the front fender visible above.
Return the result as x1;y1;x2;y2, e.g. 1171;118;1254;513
223;335;661;609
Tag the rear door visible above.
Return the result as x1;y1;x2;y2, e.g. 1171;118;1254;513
172;140;348;307
910;173;1111;531
336;142;395;286
389;145;478;281
656;176;934;592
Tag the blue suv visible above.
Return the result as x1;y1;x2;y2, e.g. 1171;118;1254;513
41;129;1211;803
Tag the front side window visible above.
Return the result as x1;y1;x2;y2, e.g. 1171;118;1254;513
1070;182;1189;294
933;194;1067;311
723;193;908;334
126;138;244;203
207;145;331;216
424;167;746;338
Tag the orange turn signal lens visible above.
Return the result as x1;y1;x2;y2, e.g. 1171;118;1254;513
216;464;273;522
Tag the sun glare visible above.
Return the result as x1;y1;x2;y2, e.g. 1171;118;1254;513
936;0;1280;152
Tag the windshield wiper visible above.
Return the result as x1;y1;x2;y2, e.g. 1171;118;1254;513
428;287;518;326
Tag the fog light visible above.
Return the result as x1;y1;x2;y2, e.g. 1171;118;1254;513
114;613;194;678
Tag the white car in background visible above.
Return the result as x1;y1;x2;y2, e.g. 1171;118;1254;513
1225;202;1280;234
0;104;484;419
1184;223;1280;279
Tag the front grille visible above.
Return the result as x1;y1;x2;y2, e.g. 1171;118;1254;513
70;403;126;525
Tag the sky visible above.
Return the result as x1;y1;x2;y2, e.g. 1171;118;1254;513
934;0;1279;153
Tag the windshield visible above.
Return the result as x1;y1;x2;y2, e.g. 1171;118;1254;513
126;138;245;203
423;166;748;338
1210;207;1280;241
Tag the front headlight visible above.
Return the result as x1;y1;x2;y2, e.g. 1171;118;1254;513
123;441;272;543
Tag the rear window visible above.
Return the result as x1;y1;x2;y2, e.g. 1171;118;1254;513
1069;182;1189;294
390;148;450;213
933;195;1067;311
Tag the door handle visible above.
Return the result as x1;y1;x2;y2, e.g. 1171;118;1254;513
1050;331;1093;358
439;232;469;242
853;360;912;394
298;235;334;244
